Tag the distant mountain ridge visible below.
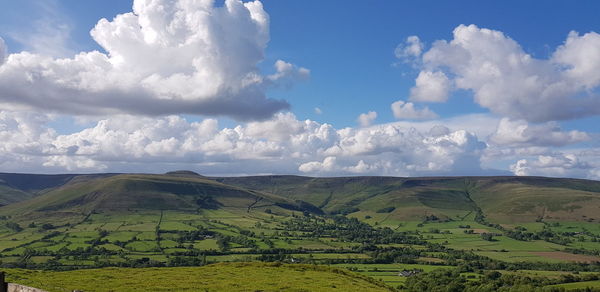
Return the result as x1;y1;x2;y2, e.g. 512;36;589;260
0;172;599;224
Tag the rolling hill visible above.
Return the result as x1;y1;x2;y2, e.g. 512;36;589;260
217;175;600;223
0;172;321;220
0;172;599;224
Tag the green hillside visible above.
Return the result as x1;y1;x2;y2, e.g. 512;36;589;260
0;173;320;220
0;173;116;207
0;181;32;206
0;173;86;193
2;173;599;224
218;175;600;223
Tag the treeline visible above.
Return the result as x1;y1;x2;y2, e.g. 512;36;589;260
404;268;600;291
280;215;426;245
505;226;576;245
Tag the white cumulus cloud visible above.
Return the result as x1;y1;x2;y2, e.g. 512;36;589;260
510;153;593;178
391;100;438;120
395;35;424;59
0;0;308;120
357;111;377;127
489;118;589;147
408;24;600;122
409;71;451;102
0;110;492;176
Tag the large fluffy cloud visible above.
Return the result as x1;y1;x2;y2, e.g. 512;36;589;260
0;0;308;120
482;118;591;173
510;152;596;179
489;118;589;147
0;110;491;176
403;24;600;122
3;109;599;178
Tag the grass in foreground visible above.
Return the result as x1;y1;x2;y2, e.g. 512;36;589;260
3;262;393;292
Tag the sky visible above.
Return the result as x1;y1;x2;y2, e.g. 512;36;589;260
0;0;599;179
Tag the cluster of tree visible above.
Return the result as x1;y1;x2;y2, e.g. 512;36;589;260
171;229;215;243
475;210;584;246
280;215;426;245
167;255;207;267
565;247;600;258
368;247;422;264
376;207;396;213
439;249;600;273
5;221;22;232
505;226;573;245
329;206;360;215
480;232;497;241
404;268;600;291
257;253;294;262
215;234;258;251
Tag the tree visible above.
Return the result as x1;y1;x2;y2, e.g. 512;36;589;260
5;222;22;232
481;233;494;241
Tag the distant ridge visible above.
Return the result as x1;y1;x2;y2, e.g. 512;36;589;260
0;172;599;223
165;170;204;177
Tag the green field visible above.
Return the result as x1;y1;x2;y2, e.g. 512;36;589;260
548;280;600;290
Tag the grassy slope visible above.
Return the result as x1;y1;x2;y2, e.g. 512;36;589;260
547;280;600;290
2;262;393;292
218;175;600;223
0;173;318;220
0;173;109;193
2;173;600;223
0;173;118;206
0;182;33;206
468;177;600;223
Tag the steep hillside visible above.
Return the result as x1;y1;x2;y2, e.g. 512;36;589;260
0;173;80;193
0;180;33;206
217;175;600;223
467;177;600;223
1;172;599;224
0;173;117;206
0;173;321;219
215;175;408;212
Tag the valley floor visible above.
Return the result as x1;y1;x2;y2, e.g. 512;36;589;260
1;207;600;291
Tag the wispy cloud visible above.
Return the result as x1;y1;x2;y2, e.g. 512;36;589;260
7;0;75;57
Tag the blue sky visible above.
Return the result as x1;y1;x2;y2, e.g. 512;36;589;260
264;0;600;127
0;0;599;178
